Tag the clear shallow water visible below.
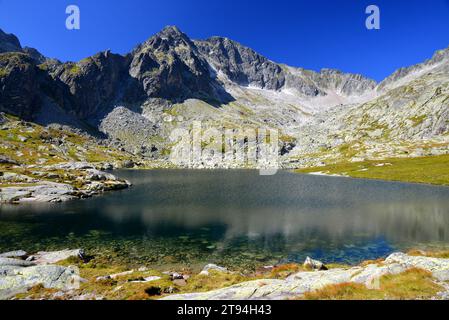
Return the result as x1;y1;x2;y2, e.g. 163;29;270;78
1;170;449;270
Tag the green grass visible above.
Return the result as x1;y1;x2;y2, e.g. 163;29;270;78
296;154;449;186
302;268;441;300
0;67;8;78
409;115;427;127
68;64;82;76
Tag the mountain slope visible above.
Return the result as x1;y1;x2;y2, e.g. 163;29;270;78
0;26;448;169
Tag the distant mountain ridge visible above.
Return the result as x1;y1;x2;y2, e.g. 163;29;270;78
1;26;448;168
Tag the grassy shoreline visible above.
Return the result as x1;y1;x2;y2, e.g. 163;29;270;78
296;154;449;187
13;248;448;300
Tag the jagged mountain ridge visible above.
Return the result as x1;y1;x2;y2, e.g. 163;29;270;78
1;26;448;167
0;26;377;119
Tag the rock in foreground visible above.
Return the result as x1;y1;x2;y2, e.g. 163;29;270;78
0;249;85;300
162;253;449;300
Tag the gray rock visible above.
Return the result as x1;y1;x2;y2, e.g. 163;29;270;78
0;182;76;203
303;257;328;271
385;252;449;281
0;265;81;300
0;155;19;165
32;249;84;265
0;250;28;259
0;266;24;276
0;258;35;267
199;264;229;276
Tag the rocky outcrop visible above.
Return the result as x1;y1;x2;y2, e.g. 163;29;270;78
0;53;42;119
49;51;132;119
377;46;449;92
0;162;131;203
0;249;85;300
130;26;231;103
195;36;286;91
162;253;449;300
303;257;328;271
199;264;229;276
27;249;85;265
0;29;21;54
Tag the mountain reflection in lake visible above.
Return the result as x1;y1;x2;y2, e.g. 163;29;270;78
1;170;449;269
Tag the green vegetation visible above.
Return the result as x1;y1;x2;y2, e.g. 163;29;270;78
0;67;8;78
68;64;82;76
297;154;449;186
409;115;427;127
13;248;448;301
302;268;442;300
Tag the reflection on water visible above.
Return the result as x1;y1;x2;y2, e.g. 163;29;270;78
1;170;449;269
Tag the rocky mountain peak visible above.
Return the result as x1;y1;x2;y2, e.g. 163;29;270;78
137;25;195;54
0;28;22;53
195;36;286;91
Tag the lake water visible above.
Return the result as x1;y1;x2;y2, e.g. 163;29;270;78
1;170;449;270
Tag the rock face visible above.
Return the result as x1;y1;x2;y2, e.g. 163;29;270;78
162;253;449;300
130;26;228;103
0;29;22;54
0;249;84;300
195;36;286;91
0;53;42;119
48;51;133;119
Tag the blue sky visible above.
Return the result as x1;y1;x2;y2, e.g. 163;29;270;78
0;0;448;81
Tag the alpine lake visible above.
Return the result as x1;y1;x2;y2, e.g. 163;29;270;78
1;170;449;272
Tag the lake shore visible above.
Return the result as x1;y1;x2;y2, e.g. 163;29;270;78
296;154;449;187
1;248;448;300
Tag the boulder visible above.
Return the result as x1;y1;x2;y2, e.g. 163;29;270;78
0;155;19;165
304;257;328;271
122;160;135;168
199;264;229;276
0;250;28;259
0;265;81;300
30;249;85;265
